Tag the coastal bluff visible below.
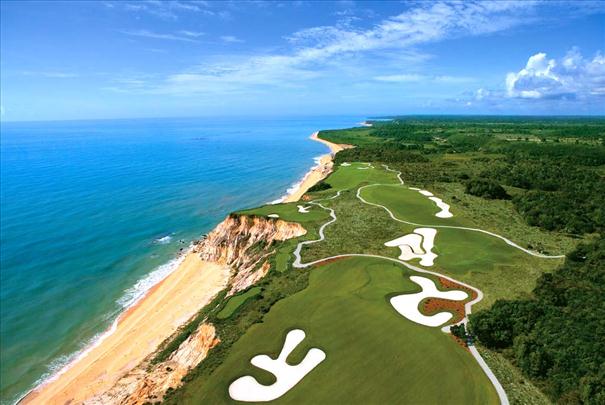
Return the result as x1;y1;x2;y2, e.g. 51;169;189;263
195;214;307;295
65;215;307;405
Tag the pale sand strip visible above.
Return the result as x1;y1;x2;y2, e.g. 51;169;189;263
282;132;351;203
22;253;230;404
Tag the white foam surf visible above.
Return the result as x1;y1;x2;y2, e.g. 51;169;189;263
22;247;191;402
268;155;325;204
153;235;173;244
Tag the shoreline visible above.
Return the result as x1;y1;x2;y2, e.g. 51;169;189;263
281;131;351;203
21;249;230;404
21;130;347;404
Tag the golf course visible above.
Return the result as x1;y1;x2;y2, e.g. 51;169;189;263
165;147;571;404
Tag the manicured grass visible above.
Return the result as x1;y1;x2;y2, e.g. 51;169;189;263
361;184;463;225
217;287;262;320
324;162;398;191
175;256;499;404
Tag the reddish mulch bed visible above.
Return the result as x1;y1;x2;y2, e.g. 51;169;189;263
437;276;478;301
450;334;470;352
421;297;466;325
417;277;479;326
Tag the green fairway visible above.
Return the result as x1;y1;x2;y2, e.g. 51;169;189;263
217;287;262;320
323;162;399;190
361;184;463;225
174;256;499;404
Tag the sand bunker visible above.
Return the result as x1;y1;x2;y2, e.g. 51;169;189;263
229;329;325;402
384;228;438;266
340;162;351;166
408;188;453;218
297;205;310;213
428;196;453;218
391;276;468;327
268;214;280;218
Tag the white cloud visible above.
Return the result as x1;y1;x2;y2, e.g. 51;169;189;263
120;29;201;42
506;48;605;99
178;30;205;38
136;1;536;95
373;74;425;82
373;74;475;83
110;1;221;20
220;35;244;43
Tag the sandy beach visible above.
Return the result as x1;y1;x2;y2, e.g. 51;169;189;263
22;253;230;404
282;132;351;203
21;130;347;404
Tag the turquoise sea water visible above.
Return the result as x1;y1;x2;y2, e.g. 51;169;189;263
0;116;359;403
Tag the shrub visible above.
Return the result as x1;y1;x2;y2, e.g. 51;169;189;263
465;178;510;200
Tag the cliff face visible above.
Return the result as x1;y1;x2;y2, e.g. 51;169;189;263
89;323;219;405
194;215;306;294
91;215;306;404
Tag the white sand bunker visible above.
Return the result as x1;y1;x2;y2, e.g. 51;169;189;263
340;162;351;166
229;329;325;402
408;188;453;218
297;205;311;213
385;228;438;266
428;196;453;218
268;214;280;218
391;276;468;327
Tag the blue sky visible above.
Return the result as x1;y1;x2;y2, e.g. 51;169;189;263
1;0;604;121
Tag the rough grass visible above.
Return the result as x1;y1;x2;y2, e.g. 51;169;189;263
430;182;584;255
476;346;552;405
173;256;499;404
300;188;412;263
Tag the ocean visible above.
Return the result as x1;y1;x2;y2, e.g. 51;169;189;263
0;116;360;403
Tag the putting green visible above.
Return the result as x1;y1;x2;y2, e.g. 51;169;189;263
177;256;498;404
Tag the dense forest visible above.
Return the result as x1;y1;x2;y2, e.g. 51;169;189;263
469;239;605;404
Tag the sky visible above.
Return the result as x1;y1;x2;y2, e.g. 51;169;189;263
1;0;604;121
